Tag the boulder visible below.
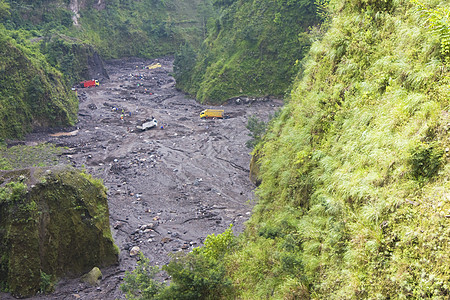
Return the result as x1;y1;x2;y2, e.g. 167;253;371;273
81;267;102;286
129;246;141;257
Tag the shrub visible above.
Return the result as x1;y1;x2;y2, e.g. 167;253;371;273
120;226;235;299
39;270;54;294
120;253;163;300
409;141;444;180
246;115;267;149
159;253;232;299
0;181;27;205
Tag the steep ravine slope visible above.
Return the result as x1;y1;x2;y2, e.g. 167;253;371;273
0;29;78;138
5;0;212;60
226;0;449;298
174;0;320;103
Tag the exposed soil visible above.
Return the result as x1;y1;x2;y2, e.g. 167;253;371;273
1;57;282;299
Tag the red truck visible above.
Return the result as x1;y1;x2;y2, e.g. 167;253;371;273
79;79;99;88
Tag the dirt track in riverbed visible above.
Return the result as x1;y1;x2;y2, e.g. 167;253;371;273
2;57;282;299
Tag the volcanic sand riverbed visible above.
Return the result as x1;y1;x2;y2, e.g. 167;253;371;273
2;57;282;299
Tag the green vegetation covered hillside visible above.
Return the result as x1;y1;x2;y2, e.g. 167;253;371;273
70;0;212;59
174;0;320;103
229;0;450;297
4;0;212;60
0;26;78;138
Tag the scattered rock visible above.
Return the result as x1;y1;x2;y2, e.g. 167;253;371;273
15;58;281;299
114;221;125;229
161;237;172;243
81;267;102;286
123;243;132;250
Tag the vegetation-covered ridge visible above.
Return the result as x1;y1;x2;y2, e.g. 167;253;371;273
0;25;78;139
121;0;449;298
174;0;321;103
4;0;213;60
232;0;450;297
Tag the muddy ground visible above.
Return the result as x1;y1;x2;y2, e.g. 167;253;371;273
1;57;282;299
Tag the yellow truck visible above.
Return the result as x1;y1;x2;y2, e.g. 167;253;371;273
200;109;224;119
146;63;161;69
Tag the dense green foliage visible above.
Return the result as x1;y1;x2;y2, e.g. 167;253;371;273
4;0;212;60
174;0;320;103
68;0;212;59
121;253;164;300
224;0;450;297
39;35;105;86
245;115;268;149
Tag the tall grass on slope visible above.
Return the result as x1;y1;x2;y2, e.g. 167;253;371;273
228;0;450;298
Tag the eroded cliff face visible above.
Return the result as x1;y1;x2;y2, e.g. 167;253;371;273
0;166;118;297
69;0;81;25
69;0;105;25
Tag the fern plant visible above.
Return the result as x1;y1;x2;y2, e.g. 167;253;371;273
412;0;450;63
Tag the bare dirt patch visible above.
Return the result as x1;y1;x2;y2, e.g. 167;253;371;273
1;57;282;299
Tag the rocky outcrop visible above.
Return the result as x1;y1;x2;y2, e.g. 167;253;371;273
81;267;103;286
69;0;81;25
69;0;105;25
42;34;109;83
0;166;118;297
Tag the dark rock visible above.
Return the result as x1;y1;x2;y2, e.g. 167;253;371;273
114;221;125;229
